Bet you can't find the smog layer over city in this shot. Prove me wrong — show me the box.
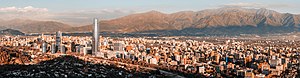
[1,0,300,78]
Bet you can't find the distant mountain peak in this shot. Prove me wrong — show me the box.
[140,10,166,16]
[256,8,279,16]
[146,10,163,14]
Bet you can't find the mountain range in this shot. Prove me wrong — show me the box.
[0,19,71,33]
[1,7,300,35]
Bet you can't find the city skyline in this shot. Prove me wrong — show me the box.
[1,0,300,78]
[0,0,300,26]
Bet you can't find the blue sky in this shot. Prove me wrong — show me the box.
[0,0,300,26]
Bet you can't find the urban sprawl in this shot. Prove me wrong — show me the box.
[0,19,300,78]
[0,34,299,78]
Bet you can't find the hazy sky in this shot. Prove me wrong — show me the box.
[0,0,300,26]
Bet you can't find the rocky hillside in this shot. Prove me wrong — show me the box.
[0,29,25,35]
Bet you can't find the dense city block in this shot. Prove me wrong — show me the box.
[0,35,300,77]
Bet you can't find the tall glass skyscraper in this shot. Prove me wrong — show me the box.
[92,18,99,55]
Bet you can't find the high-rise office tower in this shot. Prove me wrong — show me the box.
[42,41,47,53]
[56,31,62,52]
[51,43,57,54]
[92,18,99,55]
